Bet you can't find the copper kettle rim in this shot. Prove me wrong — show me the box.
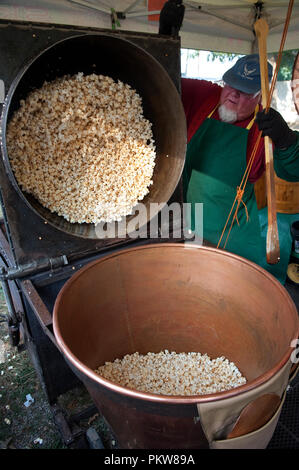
[53,243,299,405]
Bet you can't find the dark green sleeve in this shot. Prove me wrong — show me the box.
[274,131,299,182]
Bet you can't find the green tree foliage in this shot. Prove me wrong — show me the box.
[270,50,298,81]
[208,50,298,81]
[207,52,241,63]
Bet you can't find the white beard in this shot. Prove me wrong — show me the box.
[218,104,237,123]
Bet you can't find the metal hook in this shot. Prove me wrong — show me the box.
[253,1,264,37]
[255,1,264,20]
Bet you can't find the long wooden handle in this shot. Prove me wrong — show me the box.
[254,18,280,265]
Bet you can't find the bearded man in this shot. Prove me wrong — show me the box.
[181,54,299,276]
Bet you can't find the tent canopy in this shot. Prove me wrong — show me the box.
[0,0,298,54]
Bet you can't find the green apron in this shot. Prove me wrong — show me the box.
[183,115,264,266]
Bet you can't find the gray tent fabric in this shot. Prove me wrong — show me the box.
[0,0,298,53]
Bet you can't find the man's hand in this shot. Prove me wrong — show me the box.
[255,107,297,149]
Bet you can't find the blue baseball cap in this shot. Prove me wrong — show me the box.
[222,54,273,94]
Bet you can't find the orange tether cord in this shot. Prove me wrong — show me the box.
[217,0,294,251]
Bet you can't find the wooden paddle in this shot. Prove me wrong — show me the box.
[227,393,281,439]
[254,18,280,265]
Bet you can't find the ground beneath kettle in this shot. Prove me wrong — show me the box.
[0,286,116,449]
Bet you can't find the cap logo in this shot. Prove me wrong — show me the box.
[239,64,256,80]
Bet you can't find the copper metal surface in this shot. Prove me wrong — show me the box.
[53,244,299,448]
[227,393,281,438]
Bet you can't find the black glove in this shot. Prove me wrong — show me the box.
[255,107,297,149]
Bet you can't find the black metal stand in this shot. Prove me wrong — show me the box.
[0,20,184,448]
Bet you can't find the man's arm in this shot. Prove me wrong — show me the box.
[273,133,299,182]
[181,78,221,142]
[255,107,299,182]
